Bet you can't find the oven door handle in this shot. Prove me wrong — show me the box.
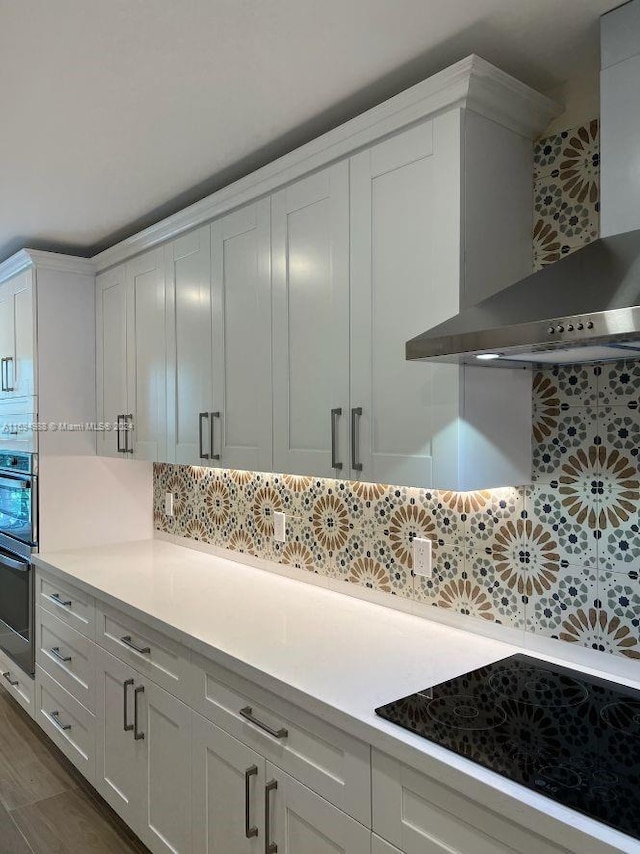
[0,553,29,572]
[0,476,30,490]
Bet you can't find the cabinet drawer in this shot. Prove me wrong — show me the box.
[96,603,191,701]
[0,648,34,718]
[191,651,371,827]
[372,750,569,854]
[36,666,95,783]
[36,606,96,712]
[0,409,36,452]
[38,571,95,638]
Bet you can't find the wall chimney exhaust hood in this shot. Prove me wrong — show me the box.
[406,229,640,366]
[407,1,640,368]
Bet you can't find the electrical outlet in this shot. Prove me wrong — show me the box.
[165,492,174,517]
[274,511,286,542]
[412,537,432,578]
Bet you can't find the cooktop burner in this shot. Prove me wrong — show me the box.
[375,654,640,841]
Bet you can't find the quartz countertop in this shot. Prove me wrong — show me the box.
[34,538,640,853]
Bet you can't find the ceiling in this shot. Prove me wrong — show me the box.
[0,0,620,264]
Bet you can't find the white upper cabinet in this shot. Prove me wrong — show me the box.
[0,269,35,402]
[165,226,213,465]
[211,198,272,471]
[166,200,272,469]
[272,163,350,477]
[96,248,166,461]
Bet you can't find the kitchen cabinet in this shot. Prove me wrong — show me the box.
[166,201,272,470]
[0,268,35,401]
[192,712,369,854]
[96,247,166,461]
[372,836,403,854]
[192,711,265,854]
[272,163,350,477]
[95,646,191,853]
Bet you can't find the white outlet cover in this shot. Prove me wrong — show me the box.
[412,537,432,578]
[165,492,174,517]
[274,511,286,543]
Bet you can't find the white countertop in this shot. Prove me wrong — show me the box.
[34,538,640,854]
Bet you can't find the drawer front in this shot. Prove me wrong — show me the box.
[38,571,95,638]
[191,652,371,827]
[36,665,96,783]
[0,410,36,452]
[372,751,569,854]
[96,603,191,701]
[0,648,34,718]
[36,606,96,712]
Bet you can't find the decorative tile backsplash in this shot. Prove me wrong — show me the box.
[155,118,640,661]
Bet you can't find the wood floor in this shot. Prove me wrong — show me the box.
[0,683,149,853]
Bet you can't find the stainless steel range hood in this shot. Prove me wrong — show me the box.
[406,229,640,366]
[407,1,640,368]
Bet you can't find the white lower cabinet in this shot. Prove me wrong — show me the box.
[0,647,34,718]
[268,763,371,854]
[95,646,192,853]
[371,836,403,854]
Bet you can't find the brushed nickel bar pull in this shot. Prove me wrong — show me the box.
[240,706,288,740]
[5,356,14,392]
[351,406,363,472]
[134,685,145,740]
[120,635,151,655]
[2,671,18,687]
[244,765,259,839]
[50,711,71,731]
[210,411,221,461]
[265,780,278,854]
[117,414,124,453]
[123,678,134,732]
[0,358,5,392]
[49,592,72,608]
[124,414,134,454]
[198,412,210,459]
[330,407,343,470]
[50,647,72,664]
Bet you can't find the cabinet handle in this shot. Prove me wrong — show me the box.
[120,635,151,655]
[330,408,343,470]
[210,411,221,461]
[244,765,259,839]
[351,407,363,472]
[240,706,288,740]
[198,412,210,459]
[2,671,18,687]
[265,780,277,854]
[124,414,134,454]
[117,414,124,453]
[4,356,14,392]
[50,646,72,664]
[49,592,72,608]
[123,678,134,732]
[50,710,71,732]
[0,358,5,392]
[134,685,145,740]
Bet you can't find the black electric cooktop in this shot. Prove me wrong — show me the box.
[375,654,640,841]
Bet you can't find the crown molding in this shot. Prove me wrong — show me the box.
[0,248,95,284]
[90,54,559,272]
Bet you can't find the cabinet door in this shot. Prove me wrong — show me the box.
[211,198,272,472]
[126,248,167,461]
[141,680,192,854]
[268,764,370,854]
[0,270,35,401]
[166,226,214,465]
[350,118,461,487]
[372,837,403,854]
[192,711,265,854]
[96,265,129,457]
[272,163,350,477]
[95,648,145,831]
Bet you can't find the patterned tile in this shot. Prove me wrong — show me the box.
[534,129,570,179]
[525,565,598,641]
[525,483,598,568]
[597,573,640,659]
[599,360,640,407]
[532,406,598,483]
[464,551,525,628]
[413,545,463,604]
[464,487,525,554]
